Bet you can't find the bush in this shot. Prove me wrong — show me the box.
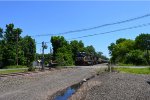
[28,67,35,71]
[125,50,147,65]
[56,52,73,66]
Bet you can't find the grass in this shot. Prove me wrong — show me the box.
[3,65,27,69]
[115,67,150,74]
[117,63,134,66]
[0,69,28,74]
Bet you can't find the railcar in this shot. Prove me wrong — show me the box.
[75,52,99,66]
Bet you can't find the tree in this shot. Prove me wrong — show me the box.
[55,45,73,66]
[108,43,115,55]
[108,39,135,63]
[135,33,150,65]
[51,36,68,60]
[20,36,36,67]
[0,28,3,38]
[125,50,147,65]
[116,38,126,44]
[50,36,73,66]
[0,29,3,67]
[0,24,36,68]
[95,52,108,60]
[70,40,85,60]
[135,33,150,50]
[85,45,96,55]
[0,40,4,68]
[1,24,22,66]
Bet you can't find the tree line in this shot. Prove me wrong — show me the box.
[108,33,150,65]
[49,36,108,66]
[0,23,108,68]
[1,24,149,68]
[0,24,36,68]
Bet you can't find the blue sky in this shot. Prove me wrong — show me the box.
[0,1,150,57]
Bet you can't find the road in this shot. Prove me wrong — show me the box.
[0,64,107,100]
[74,63,108,69]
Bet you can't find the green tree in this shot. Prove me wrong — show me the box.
[51,36,73,66]
[108,39,135,63]
[116,38,126,44]
[95,52,108,60]
[20,36,36,67]
[0,24,37,68]
[0,40,4,68]
[85,45,96,55]
[51,36,68,60]
[125,50,147,65]
[70,40,85,60]
[0,28,3,38]
[108,43,115,55]
[135,33,150,50]
[135,33,150,65]
[2,24,22,66]
[0,29,3,67]
[56,45,73,66]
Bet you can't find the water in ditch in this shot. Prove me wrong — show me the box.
[52,75,95,100]
[54,82,83,100]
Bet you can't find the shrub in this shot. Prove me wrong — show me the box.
[28,67,35,71]
[125,50,147,65]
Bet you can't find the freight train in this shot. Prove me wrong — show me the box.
[75,52,103,66]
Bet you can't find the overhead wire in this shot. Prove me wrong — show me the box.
[32,13,150,37]
[68,22,150,40]
[35,22,150,44]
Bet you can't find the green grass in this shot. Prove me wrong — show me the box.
[117,63,134,66]
[0,69,28,74]
[115,67,150,74]
[3,65,27,69]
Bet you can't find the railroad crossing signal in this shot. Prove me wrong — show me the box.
[41,41,48,70]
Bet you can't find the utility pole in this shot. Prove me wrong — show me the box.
[16,32,18,66]
[42,41,44,70]
[41,41,47,71]
[50,47,52,54]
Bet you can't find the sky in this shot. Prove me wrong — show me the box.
[0,1,150,58]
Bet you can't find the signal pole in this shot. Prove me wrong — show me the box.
[41,41,47,71]
[42,42,44,70]
[16,32,18,66]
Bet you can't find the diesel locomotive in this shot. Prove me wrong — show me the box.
[75,52,102,66]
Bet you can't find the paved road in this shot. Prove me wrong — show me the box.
[0,64,107,100]
[113,65,150,68]
[75,63,108,69]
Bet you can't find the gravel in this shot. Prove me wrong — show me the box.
[0,68,96,100]
[85,72,150,100]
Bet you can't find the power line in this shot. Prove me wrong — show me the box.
[35,22,150,44]
[68,22,150,40]
[32,13,150,37]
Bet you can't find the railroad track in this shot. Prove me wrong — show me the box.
[0,71,39,77]
[0,68,58,78]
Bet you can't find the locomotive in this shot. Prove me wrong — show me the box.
[75,52,102,66]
